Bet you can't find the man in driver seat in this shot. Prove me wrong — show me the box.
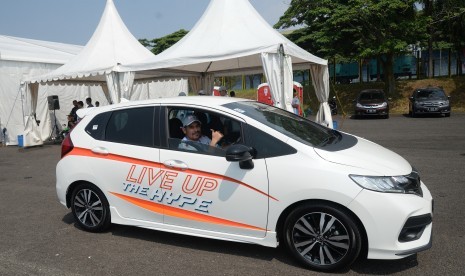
[179,114,223,151]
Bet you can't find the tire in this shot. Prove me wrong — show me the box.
[71,183,111,232]
[445,112,451,117]
[283,203,362,272]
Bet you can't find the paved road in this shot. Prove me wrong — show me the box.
[1,113,464,275]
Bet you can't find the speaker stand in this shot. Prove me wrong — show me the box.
[49,109,61,142]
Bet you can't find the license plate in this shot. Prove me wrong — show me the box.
[427,108,438,112]
[366,109,376,113]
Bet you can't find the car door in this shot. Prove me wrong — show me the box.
[84,105,164,223]
[158,106,271,238]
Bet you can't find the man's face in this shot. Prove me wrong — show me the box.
[182,122,201,141]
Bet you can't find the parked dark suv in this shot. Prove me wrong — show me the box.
[354,89,389,119]
[409,87,451,117]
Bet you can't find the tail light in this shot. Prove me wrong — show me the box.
[61,133,74,158]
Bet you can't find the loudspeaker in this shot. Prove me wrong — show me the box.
[47,95,60,110]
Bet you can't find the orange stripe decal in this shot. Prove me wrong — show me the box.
[68,147,158,168]
[69,147,278,201]
[111,192,265,231]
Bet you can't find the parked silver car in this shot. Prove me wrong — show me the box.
[409,87,451,117]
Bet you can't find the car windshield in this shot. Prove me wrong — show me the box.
[359,91,384,100]
[223,101,337,147]
[415,89,446,100]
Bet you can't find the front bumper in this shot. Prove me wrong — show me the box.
[348,182,433,260]
[355,107,389,116]
[414,105,450,114]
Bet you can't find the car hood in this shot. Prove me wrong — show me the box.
[415,98,447,103]
[314,133,411,175]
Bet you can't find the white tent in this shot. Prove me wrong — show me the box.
[121,0,332,127]
[21,0,188,147]
[0,35,100,146]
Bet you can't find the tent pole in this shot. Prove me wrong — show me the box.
[279,44,285,109]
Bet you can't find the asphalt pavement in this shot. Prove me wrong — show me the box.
[0,113,464,275]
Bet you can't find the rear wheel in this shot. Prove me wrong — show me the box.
[283,203,362,272]
[71,183,111,232]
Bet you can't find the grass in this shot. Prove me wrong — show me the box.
[228,76,465,115]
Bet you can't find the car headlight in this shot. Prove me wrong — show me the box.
[380,102,387,107]
[356,103,363,108]
[414,101,422,107]
[349,173,422,196]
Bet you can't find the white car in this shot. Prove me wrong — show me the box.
[56,97,433,272]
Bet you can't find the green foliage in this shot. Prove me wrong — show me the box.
[139,29,188,55]
[275,0,423,95]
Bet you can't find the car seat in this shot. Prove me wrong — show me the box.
[169,118,184,139]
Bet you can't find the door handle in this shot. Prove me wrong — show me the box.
[91,147,109,156]
[163,159,188,170]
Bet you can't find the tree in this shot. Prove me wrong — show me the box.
[275,0,422,96]
[423,0,465,76]
[139,29,188,55]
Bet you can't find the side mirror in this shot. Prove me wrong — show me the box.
[225,144,254,169]
[409,96,414,101]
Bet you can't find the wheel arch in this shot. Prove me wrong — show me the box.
[65,180,104,208]
[275,199,369,259]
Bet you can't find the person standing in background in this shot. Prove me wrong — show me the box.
[86,97,94,107]
[291,89,300,115]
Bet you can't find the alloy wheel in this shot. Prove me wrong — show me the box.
[291,212,350,266]
[73,188,105,228]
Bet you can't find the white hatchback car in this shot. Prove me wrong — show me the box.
[56,97,433,271]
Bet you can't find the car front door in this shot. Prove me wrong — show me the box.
[158,106,270,238]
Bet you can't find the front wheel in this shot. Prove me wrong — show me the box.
[71,183,111,232]
[283,203,362,272]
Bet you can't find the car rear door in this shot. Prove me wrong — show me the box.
[84,105,164,223]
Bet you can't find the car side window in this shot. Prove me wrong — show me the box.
[85,112,111,140]
[243,124,297,159]
[105,107,154,147]
[166,108,242,157]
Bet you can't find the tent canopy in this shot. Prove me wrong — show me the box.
[19,0,187,147]
[0,34,82,64]
[121,0,332,127]
[23,0,154,83]
[122,0,327,73]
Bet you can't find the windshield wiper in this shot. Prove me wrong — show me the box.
[318,130,340,146]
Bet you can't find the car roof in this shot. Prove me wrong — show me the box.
[76,96,252,118]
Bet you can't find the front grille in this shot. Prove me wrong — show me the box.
[422,102,440,107]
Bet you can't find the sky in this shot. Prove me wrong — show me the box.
[0,0,291,46]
